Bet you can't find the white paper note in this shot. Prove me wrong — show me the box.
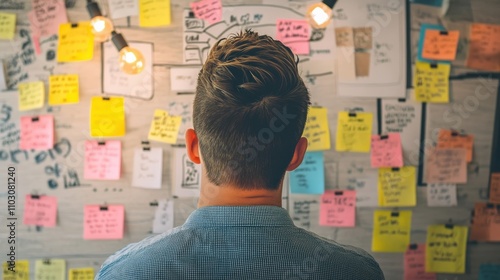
[132,147,163,189]
[170,67,201,92]
[427,183,457,207]
[152,199,174,234]
[172,146,201,197]
[108,0,139,19]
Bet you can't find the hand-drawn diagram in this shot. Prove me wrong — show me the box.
[182,153,199,188]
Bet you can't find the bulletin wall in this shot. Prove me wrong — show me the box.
[0,0,499,279]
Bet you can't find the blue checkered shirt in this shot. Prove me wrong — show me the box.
[96,206,384,280]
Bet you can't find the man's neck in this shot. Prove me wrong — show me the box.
[197,182,282,208]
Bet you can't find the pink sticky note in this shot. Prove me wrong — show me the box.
[84,140,121,180]
[276,19,310,55]
[20,115,55,150]
[23,195,58,227]
[404,244,436,280]
[371,133,404,168]
[190,0,222,25]
[319,190,356,227]
[83,205,124,240]
[28,0,68,38]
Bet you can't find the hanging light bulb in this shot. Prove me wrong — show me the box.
[111,31,145,75]
[306,0,338,29]
[87,0,114,42]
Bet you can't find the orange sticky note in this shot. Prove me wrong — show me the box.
[84,140,121,180]
[20,115,54,150]
[437,129,474,162]
[422,30,460,61]
[404,244,436,280]
[466,23,500,72]
[48,74,79,105]
[470,202,500,242]
[490,173,500,203]
[371,133,404,168]
[319,190,356,227]
[190,0,222,24]
[23,195,57,227]
[83,205,124,240]
[276,19,310,55]
[426,148,467,184]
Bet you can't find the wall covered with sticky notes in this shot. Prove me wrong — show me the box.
[0,0,499,279]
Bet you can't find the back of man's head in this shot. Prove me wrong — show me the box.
[194,30,310,190]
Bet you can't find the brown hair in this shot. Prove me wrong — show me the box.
[193,30,310,190]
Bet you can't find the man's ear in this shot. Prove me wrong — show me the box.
[286,137,308,171]
[185,128,201,164]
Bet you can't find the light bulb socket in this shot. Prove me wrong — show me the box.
[111,31,128,51]
[86,1,103,18]
[322,0,337,8]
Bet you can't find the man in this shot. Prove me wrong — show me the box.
[96,30,384,280]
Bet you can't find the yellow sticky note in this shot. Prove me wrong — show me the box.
[35,259,65,280]
[303,107,331,151]
[90,96,126,137]
[414,61,450,103]
[336,111,373,152]
[57,22,94,62]
[49,74,79,105]
[18,81,45,111]
[3,260,30,280]
[139,0,171,27]
[372,210,412,252]
[378,166,416,207]
[426,225,468,274]
[69,267,94,280]
[0,12,16,40]
[148,109,182,144]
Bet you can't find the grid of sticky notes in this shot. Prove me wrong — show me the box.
[0,12,16,40]
[303,107,331,151]
[148,109,182,144]
[18,81,45,111]
[49,74,79,105]
[336,111,373,152]
[372,210,412,252]
[84,140,121,180]
[19,115,55,150]
[139,0,171,27]
[84,204,125,240]
[378,166,416,207]
[57,22,94,62]
[22,195,58,227]
[90,96,126,137]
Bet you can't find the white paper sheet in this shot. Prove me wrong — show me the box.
[170,67,200,93]
[152,199,174,233]
[108,0,139,19]
[132,147,163,189]
[427,183,457,207]
[172,146,201,197]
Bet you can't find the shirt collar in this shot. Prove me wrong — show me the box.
[183,205,295,227]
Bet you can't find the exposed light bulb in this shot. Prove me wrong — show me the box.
[90,16,114,42]
[119,46,145,75]
[306,0,336,29]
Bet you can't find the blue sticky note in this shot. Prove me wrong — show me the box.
[417,24,451,64]
[411,0,443,7]
[290,152,325,194]
[479,264,500,280]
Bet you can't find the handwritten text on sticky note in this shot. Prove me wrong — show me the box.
[414,61,450,103]
[427,183,457,207]
[422,30,460,61]
[0,12,16,40]
[290,152,324,194]
[108,0,138,19]
[437,129,474,162]
[276,19,310,55]
[20,115,54,150]
[29,0,68,37]
[320,190,356,227]
[148,109,182,144]
[426,224,468,273]
[84,140,121,180]
[3,259,29,280]
[378,166,416,207]
[466,23,500,72]
[372,210,412,252]
[23,195,57,227]
[404,244,436,280]
[371,133,404,168]
[84,205,124,240]
[49,74,79,105]
[57,22,94,62]
[426,148,467,184]
[490,173,500,204]
[69,267,95,280]
[139,0,171,27]
[18,81,44,111]
[190,0,222,24]
[303,107,330,151]
[336,112,373,152]
[35,259,65,280]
